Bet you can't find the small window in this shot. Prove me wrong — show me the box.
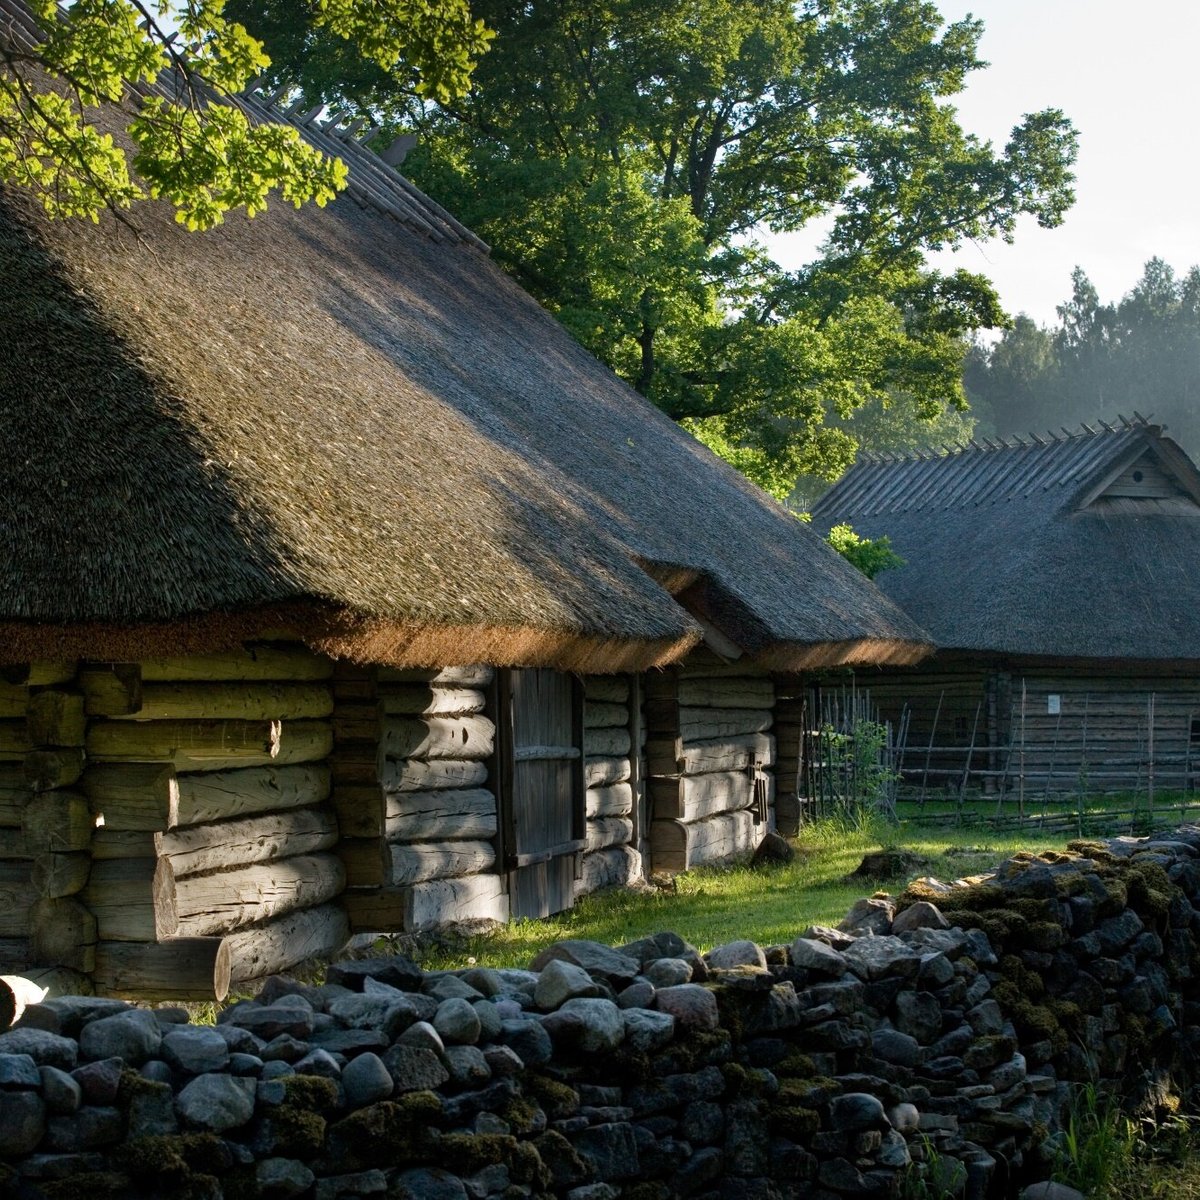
[1132,469,1144,483]
[1191,717,1200,748]
[1047,694,1061,715]
[953,716,969,738]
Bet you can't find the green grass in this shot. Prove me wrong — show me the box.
[410,816,1085,972]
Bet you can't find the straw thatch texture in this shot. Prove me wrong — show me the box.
[0,87,927,671]
[813,423,1200,662]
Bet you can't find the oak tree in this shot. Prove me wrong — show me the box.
[238,0,1076,491]
[0,0,491,228]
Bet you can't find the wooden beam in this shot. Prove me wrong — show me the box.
[139,647,332,682]
[172,853,346,936]
[93,938,232,1001]
[222,903,350,984]
[155,807,338,877]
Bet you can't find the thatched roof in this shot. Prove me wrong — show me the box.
[0,68,928,672]
[812,419,1200,664]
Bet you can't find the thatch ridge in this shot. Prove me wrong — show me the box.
[813,423,1200,662]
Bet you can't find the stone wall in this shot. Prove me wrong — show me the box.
[2,826,1199,1198]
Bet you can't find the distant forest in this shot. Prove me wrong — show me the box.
[965,258,1200,454]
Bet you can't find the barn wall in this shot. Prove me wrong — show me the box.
[578,675,641,897]
[646,653,776,872]
[338,665,506,935]
[0,649,346,999]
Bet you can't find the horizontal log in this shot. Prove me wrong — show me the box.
[90,830,154,859]
[0,721,32,760]
[403,874,508,931]
[331,785,384,840]
[652,678,776,709]
[104,682,334,723]
[378,715,494,761]
[647,732,775,776]
[340,886,407,933]
[677,707,773,741]
[31,851,90,898]
[79,666,142,717]
[223,902,350,985]
[27,692,86,748]
[339,839,389,888]
[377,665,494,687]
[390,840,496,885]
[585,816,633,852]
[332,705,380,743]
[22,792,92,854]
[0,683,28,720]
[586,782,633,818]
[0,862,36,937]
[381,758,489,793]
[385,788,497,842]
[86,719,332,771]
[155,808,338,877]
[584,756,631,788]
[584,702,628,730]
[583,676,629,704]
[649,809,759,872]
[82,859,176,941]
[24,749,85,792]
[650,771,755,822]
[576,845,641,897]
[172,853,347,937]
[93,937,232,1001]
[29,896,96,973]
[1,663,76,687]
[176,764,332,828]
[84,762,332,831]
[87,719,278,764]
[379,687,486,717]
[140,647,333,682]
[584,728,631,758]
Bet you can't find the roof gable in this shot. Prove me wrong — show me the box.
[812,420,1200,662]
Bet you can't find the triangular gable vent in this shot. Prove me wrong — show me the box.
[1085,450,1200,512]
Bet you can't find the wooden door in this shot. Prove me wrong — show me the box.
[497,668,585,919]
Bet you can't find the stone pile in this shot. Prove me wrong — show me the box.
[0,826,1197,1199]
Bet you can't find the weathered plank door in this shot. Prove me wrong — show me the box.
[497,668,585,918]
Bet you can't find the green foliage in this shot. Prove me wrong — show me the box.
[965,258,1200,454]
[816,716,898,825]
[1053,1083,1140,1198]
[236,0,1077,485]
[825,522,905,579]
[0,0,490,226]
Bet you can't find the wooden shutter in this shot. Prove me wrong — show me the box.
[496,668,585,919]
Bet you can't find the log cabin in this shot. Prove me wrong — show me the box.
[810,418,1200,808]
[0,18,928,996]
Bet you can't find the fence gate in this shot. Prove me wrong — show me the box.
[497,668,585,918]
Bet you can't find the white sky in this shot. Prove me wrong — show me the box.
[766,0,1200,327]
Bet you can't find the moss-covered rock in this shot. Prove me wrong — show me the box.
[525,1073,579,1120]
[1126,862,1175,919]
[280,1072,340,1111]
[768,1105,820,1141]
[268,1104,327,1158]
[324,1092,442,1171]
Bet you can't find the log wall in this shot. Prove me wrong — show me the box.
[338,665,508,934]
[577,675,641,897]
[646,654,776,872]
[0,647,348,1000]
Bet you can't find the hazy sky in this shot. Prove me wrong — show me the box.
[768,0,1200,327]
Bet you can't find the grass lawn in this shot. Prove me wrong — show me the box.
[412,816,1089,972]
